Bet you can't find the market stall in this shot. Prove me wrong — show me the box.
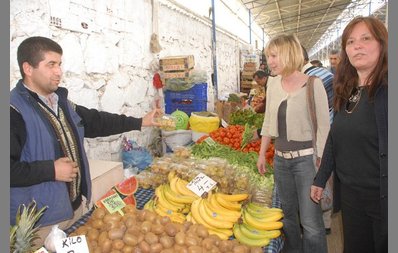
[64,186,284,253]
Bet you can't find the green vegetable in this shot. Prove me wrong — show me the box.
[230,109,264,129]
[191,142,274,191]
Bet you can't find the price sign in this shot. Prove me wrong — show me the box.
[204,136,216,146]
[55,235,89,253]
[101,192,126,215]
[34,247,49,253]
[187,172,217,197]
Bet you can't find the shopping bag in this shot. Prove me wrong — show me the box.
[121,137,153,172]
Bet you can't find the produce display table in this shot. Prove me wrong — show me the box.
[65,187,284,253]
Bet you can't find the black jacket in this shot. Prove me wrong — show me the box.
[313,84,388,222]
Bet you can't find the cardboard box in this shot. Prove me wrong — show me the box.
[87,159,124,211]
[215,100,243,123]
[159,55,195,71]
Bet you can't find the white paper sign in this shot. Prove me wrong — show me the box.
[187,172,217,197]
[34,247,49,253]
[55,235,89,253]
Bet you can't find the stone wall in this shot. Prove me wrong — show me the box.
[10,0,247,162]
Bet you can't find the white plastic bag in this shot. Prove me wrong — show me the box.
[44,225,67,252]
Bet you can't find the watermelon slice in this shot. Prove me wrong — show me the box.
[114,176,138,197]
[122,195,137,207]
[171,110,189,130]
[95,189,118,209]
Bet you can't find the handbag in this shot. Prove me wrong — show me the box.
[306,76,333,211]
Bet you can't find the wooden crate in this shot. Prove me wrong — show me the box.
[243,62,257,72]
[159,55,195,72]
[241,80,254,89]
[161,69,194,79]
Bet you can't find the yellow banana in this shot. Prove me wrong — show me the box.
[197,199,234,229]
[244,208,284,223]
[163,184,197,204]
[247,202,283,214]
[186,212,193,222]
[155,185,185,211]
[240,223,281,240]
[215,193,242,211]
[144,199,155,211]
[209,194,241,217]
[167,170,177,182]
[233,224,270,247]
[175,178,199,198]
[202,198,240,223]
[169,176,180,195]
[154,206,185,223]
[243,210,283,231]
[190,202,232,240]
[216,192,249,202]
[207,227,232,240]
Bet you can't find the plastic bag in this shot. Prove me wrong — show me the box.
[44,225,67,252]
[122,138,153,173]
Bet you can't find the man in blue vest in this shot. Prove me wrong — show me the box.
[10,36,161,246]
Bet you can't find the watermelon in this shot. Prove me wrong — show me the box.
[114,176,138,197]
[171,110,189,130]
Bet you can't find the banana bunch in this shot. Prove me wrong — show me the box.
[188,191,248,240]
[150,184,188,223]
[146,171,201,223]
[233,202,284,247]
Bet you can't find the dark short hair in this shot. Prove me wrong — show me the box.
[17,36,63,78]
[253,70,269,79]
[310,60,323,67]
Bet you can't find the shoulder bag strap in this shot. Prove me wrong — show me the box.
[307,76,317,154]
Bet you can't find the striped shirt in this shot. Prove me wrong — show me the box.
[302,63,334,123]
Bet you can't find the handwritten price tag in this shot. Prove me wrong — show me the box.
[55,235,89,253]
[204,136,216,146]
[33,247,49,253]
[101,192,126,215]
[187,172,217,197]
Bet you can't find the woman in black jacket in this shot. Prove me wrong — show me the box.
[310,16,388,253]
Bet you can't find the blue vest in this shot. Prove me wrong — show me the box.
[10,80,92,226]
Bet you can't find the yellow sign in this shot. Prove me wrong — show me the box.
[101,193,125,215]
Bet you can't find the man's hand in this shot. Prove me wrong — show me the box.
[54,157,79,182]
[142,108,163,127]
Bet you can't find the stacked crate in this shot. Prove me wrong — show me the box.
[160,55,207,115]
[159,55,195,83]
[240,57,257,94]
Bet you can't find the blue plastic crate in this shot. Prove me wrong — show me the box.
[164,83,207,101]
[165,99,207,116]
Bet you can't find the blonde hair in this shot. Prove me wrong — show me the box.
[265,34,304,76]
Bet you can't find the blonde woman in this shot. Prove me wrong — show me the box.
[257,34,330,253]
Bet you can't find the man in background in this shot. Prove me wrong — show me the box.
[328,49,340,74]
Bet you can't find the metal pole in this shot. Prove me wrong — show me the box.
[249,9,252,44]
[211,0,218,99]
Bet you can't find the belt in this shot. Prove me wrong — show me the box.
[275,148,314,159]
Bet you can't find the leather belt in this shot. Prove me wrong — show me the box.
[275,148,314,159]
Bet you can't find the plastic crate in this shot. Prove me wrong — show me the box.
[164,83,207,101]
[165,99,207,116]
[164,83,207,115]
